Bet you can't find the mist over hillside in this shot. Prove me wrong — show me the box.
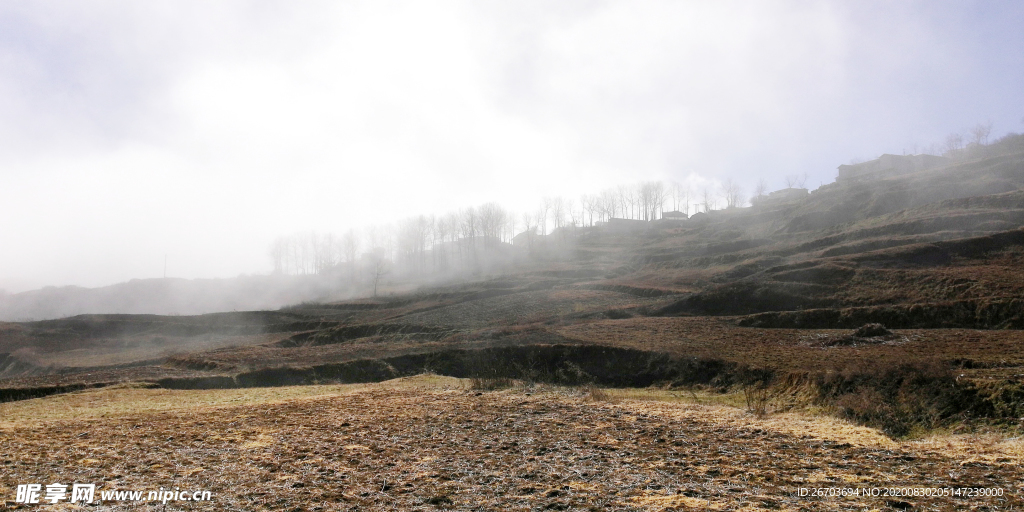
[0,275,349,321]
[4,134,1024,322]
[4,5,1024,510]
[1,138,1023,512]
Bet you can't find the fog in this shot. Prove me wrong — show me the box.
[1,1,1023,294]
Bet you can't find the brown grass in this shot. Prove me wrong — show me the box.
[1,377,1021,511]
[555,317,1024,378]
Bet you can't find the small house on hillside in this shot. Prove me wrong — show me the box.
[837,154,948,183]
[662,210,688,221]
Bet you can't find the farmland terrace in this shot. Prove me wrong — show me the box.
[2,151,1023,441]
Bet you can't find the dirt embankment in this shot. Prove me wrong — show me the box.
[150,343,1023,438]
[738,298,1024,329]
[275,324,457,348]
[157,345,751,390]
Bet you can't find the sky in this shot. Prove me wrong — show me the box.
[1,0,1023,292]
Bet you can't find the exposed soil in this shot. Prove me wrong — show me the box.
[1,384,1020,511]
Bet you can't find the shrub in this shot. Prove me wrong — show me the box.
[469,376,515,390]
[854,323,891,337]
[815,360,975,437]
[739,368,777,417]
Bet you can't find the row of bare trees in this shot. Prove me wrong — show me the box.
[902,121,1014,161]
[941,122,993,160]
[393,202,517,275]
[269,232,348,276]
[902,121,1024,163]
[268,179,761,280]
[536,180,745,228]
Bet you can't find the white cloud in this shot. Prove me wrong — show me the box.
[0,0,1022,290]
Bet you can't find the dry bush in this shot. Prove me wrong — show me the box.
[853,323,891,337]
[816,360,977,438]
[743,383,774,418]
[740,368,778,417]
[582,383,611,402]
[605,309,633,319]
[469,376,515,391]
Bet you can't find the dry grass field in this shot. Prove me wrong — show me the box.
[2,376,1022,511]
[391,289,659,328]
[556,317,1024,378]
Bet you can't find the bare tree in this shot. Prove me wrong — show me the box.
[369,253,389,297]
[638,181,665,220]
[614,185,629,219]
[700,188,715,213]
[784,173,807,189]
[342,229,359,264]
[440,211,460,267]
[397,216,429,274]
[944,132,965,159]
[753,178,769,201]
[581,194,597,226]
[970,122,993,147]
[460,207,479,263]
[565,197,580,229]
[637,182,652,220]
[550,196,566,230]
[268,232,341,276]
[314,232,340,274]
[539,197,552,235]
[721,178,744,209]
[654,181,666,219]
[519,212,536,249]
[504,213,517,244]
[669,181,686,212]
[600,189,618,220]
[269,237,287,275]
[478,202,506,247]
[627,185,640,219]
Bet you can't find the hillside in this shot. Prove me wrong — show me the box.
[2,150,1024,438]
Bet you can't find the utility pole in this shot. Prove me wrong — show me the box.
[164,255,167,279]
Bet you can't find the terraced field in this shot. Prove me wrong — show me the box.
[2,150,1024,511]
[556,317,1024,378]
[392,289,666,328]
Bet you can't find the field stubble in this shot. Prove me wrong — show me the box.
[1,376,1021,511]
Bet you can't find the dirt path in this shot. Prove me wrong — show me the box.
[1,387,1020,511]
